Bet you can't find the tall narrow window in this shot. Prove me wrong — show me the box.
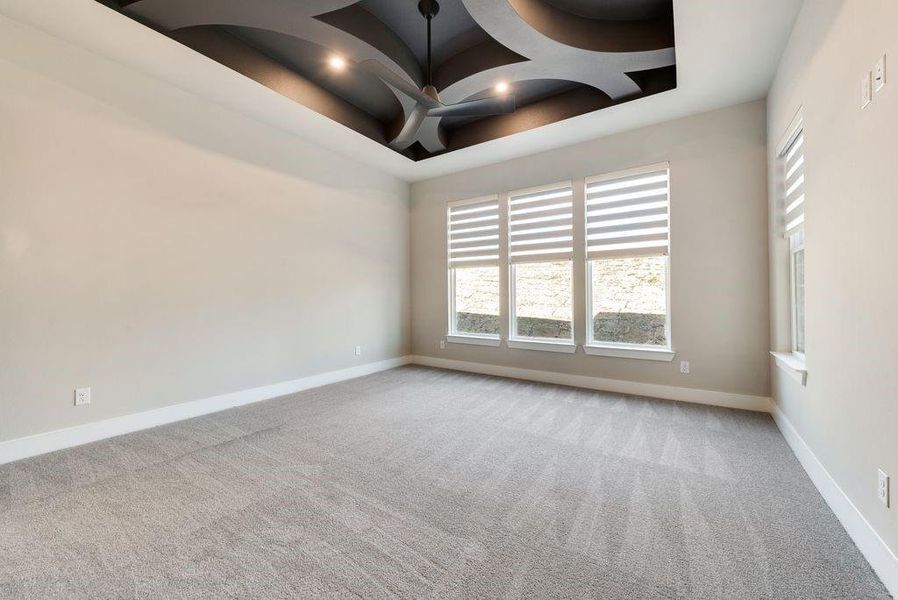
[448,197,500,340]
[780,120,806,355]
[508,182,574,346]
[584,164,671,350]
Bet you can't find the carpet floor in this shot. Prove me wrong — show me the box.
[0,366,890,599]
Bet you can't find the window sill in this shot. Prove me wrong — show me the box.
[507,339,577,353]
[446,334,501,347]
[771,351,807,386]
[583,344,676,362]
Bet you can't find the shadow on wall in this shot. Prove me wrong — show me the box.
[0,17,399,193]
[457,312,665,344]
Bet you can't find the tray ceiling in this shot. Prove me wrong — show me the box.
[100,0,677,161]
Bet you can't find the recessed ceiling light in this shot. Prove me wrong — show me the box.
[328,55,346,71]
[495,81,509,94]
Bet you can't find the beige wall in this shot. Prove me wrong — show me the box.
[767,1,898,556]
[411,101,770,398]
[5,2,894,569]
[0,17,409,442]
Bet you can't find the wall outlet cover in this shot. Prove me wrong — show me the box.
[440,340,446,349]
[679,360,690,374]
[878,469,890,507]
[74,387,91,406]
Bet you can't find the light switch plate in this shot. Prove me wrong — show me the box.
[861,72,872,108]
[874,55,886,92]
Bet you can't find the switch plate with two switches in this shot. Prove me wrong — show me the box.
[74,387,91,406]
[878,469,890,507]
[873,55,887,93]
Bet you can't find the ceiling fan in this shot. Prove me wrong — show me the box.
[356,0,516,149]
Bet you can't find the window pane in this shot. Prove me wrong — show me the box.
[793,248,805,353]
[513,261,572,340]
[591,256,667,346]
[454,267,500,336]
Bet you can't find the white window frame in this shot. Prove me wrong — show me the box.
[446,196,501,346]
[582,163,675,362]
[777,112,806,360]
[771,109,807,384]
[506,181,576,352]
[583,258,674,361]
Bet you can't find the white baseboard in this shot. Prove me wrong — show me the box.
[409,355,771,412]
[4,352,892,593]
[771,402,898,596]
[0,354,765,465]
[0,356,411,466]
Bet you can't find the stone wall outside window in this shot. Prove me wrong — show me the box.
[454,258,666,344]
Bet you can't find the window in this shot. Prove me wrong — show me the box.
[452,267,500,336]
[584,165,671,352]
[443,166,675,360]
[590,256,667,345]
[780,118,806,355]
[512,261,573,339]
[448,197,500,341]
[508,182,574,348]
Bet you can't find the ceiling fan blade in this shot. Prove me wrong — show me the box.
[356,60,439,109]
[389,104,429,150]
[427,95,516,118]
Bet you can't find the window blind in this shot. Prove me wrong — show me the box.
[448,196,499,268]
[585,165,670,259]
[508,182,574,263]
[781,130,805,237]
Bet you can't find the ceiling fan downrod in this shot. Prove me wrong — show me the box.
[418,0,440,88]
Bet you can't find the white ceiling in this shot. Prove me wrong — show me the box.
[1,0,803,183]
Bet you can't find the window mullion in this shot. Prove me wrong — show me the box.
[571,177,587,348]
[498,191,510,342]
[447,268,456,335]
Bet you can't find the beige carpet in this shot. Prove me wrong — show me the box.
[0,366,890,598]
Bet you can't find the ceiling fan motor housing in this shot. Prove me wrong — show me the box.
[418,0,440,19]
[422,84,441,104]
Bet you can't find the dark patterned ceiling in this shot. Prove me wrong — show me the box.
[99,0,677,160]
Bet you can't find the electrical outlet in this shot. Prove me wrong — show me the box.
[873,55,887,93]
[74,387,91,406]
[354,345,361,356]
[878,469,890,507]
[679,360,690,374]
[861,71,872,108]
[440,340,446,349]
